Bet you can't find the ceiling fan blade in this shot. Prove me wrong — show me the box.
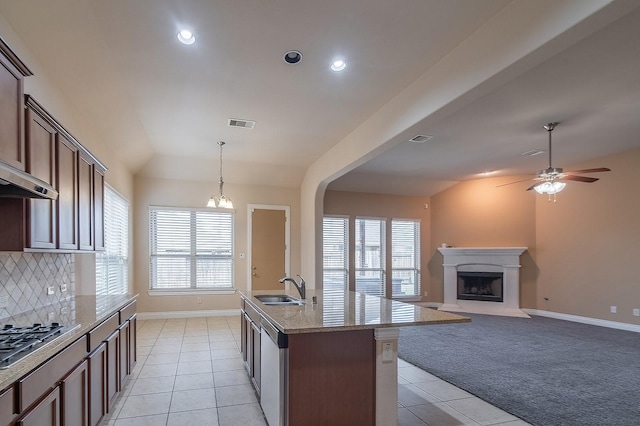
[561,175,599,183]
[564,167,611,175]
[496,177,536,188]
[525,183,540,191]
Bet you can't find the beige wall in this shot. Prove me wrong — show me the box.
[536,147,640,324]
[324,190,431,298]
[429,175,537,306]
[133,176,301,314]
[428,148,640,327]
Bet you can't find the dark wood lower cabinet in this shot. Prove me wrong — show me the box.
[105,330,120,412]
[0,386,17,426]
[128,315,137,374]
[60,360,88,426]
[88,343,107,426]
[4,300,136,426]
[16,387,60,426]
[118,321,130,389]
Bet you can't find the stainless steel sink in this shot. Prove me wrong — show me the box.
[255,294,303,305]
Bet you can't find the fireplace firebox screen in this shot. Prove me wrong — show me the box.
[457,271,503,302]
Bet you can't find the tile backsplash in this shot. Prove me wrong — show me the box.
[0,252,75,322]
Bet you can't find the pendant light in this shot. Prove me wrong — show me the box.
[207,141,234,209]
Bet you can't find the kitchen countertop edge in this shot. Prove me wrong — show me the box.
[240,289,469,334]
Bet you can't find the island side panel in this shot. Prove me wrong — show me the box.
[287,329,376,426]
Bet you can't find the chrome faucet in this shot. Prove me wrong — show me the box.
[279,274,306,300]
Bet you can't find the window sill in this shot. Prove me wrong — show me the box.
[148,289,237,296]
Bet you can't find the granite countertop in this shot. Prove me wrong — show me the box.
[0,294,137,391]
[240,289,469,334]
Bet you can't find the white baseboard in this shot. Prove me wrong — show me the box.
[524,309,640,333]
[137,309,241,320]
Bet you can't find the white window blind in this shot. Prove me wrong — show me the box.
[355,218,385,297]
[149,207,234,290]
[96,186,129,295]
[322,216,348,291]
[391,220,420,297]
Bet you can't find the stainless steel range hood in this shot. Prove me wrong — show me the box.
[0,161,58,200]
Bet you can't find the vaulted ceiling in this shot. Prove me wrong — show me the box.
[1,1,639,196]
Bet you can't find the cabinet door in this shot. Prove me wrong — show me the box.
[128,314,137,374]
[241,313,251,371]
[56,135,78,250]
[25,108,57,249]
[60,360,88,426]
[78,154,94,251]
[16,386,60,426]
[251,320,261,394]
[0,45,26,170]
[105,330,120,412]
[93,167,105,251]
[118,321,130,388]
[87,343,106,426]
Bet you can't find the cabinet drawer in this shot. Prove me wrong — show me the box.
[119,301,136,324]
[17,335,87,412]
[87,313,119,352]
[243,300,261,324]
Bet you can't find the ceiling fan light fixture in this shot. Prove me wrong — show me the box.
[533,181,566,195]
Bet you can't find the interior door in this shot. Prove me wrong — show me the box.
[251,208,286,291]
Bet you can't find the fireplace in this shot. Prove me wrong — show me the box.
[438,247,528,317]
[457,272,503,302]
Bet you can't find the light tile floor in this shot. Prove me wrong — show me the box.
[104,317,530,426]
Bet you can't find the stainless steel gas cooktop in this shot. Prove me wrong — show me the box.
[0,323,79,369]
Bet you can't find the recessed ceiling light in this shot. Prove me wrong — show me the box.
[283,50,302,64]
[330,59,347,72]
[177,29,196,45]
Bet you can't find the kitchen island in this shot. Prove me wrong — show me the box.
[240,289,469,426]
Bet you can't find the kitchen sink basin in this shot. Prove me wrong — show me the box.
[255,294,303,306]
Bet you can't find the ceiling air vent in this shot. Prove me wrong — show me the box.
[228,118,256,129]
[409,135,433,143]
[521,149,545,156]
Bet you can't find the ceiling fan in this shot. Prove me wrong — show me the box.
[499,122,610,201]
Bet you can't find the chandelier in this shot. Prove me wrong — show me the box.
[207,141,234,209]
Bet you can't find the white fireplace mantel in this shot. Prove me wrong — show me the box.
[438,247,529,318]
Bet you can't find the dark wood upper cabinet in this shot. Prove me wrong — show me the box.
[94,167,105,251]
[78,153,94,251]
[25,104,57,249]
[56,134,79,251]
[0,37,32,171]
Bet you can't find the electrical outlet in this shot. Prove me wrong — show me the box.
[633,308,640,317]
[47,286,55,295]
[48,311,55,321]
[423,291,428,297]
[610,305,617,314]
[60,284,67,293]
[0,295,8,309]
[196,296,202,304]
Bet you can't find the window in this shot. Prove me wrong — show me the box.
[96,186,129,295]
[391,220,420,297]
[322,216,348,291]
[355,218,385,297]
[149,207,233,291]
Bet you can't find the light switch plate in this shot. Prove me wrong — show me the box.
[47,286,55,295]
[382,342,394,363]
